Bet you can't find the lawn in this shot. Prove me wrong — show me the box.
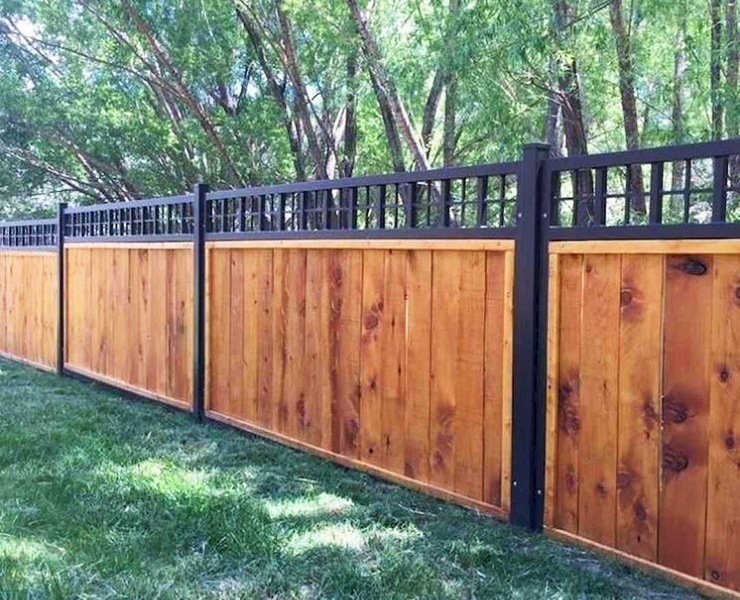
[0,360,701,600]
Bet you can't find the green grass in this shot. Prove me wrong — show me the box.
[0,360,701,600]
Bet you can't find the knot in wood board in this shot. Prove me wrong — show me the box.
[662,446,689,473]
[675,258,707,276]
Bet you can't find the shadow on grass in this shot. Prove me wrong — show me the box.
[0,360,701,599]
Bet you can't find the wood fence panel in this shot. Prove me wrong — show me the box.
[705,255,740,591]
[65,245,192,409]
[616,255,662,562]
[205,242,514,517]
[660,255,713,578]
[0,251,57,370]
[546,241,740,596]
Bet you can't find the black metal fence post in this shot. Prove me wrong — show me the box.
[510,142,550,530]
[192,183,209,422]
[56,202,67,376]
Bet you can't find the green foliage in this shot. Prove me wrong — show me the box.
[0,0,734,218]
[0,359,703,599]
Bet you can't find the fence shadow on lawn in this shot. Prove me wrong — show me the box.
[0,359,701,600]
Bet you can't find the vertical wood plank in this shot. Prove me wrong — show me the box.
[208,249,231,415]
[360,250,385,466]
[285,250,307,439]
[178,249,193,405]
[114,249,131,384]
[660,254,713,577]
[241,249,260,422]
[271,250,288,432]
[430,250,460,490]
[229,250,245,419]
[453,251,486,501]
[705,255,740,591]
[404,250,432,481]
[500,249,515,513]
[544,253,561,527]
[616,255,663,561]
[554,253,583,532]
[578,254,620,546]
[0,255,6,352]
[147,250,167,396]
[317,251,333,451]
[256,249,274,427]
[303,249,327,447]
[130,249,148,389]
[381,249,408,474]
[333,250,363,459]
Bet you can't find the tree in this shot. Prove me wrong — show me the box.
[609,0,646,215]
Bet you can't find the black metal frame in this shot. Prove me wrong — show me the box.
[1,137,739,533]
[56,203,66,375]
[192,182,208,423]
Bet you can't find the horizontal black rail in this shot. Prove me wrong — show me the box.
[205,162,520,235]
[1,139,739,247]
[546,137,740,230]
[0,219,57,248]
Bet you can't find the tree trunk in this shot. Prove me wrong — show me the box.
[544,84,562,154]
[274,1,329,179]
[422,70,445,156]
[443,76,457,166]
[340,53,358,179]
[711,0,724,139]
[236,8,306,180]
[345,0,431,170]
[670,8,687,219]
[726,0,740,188]
[553,0,593,224]
[443,0,459,166]
[609,0,646,215]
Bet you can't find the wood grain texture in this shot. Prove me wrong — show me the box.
[705,255,740,591]
[553,253,584,533]
[64,247,192,407]
[616,255,663,561]
[546,245,740,596]
[204,245,513,515]
[0,252,56,368]
[578,254,621,546]
[660,254,713,577]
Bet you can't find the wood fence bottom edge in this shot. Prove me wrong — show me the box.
[0,350,55,373]
[545,527,740,600]
[3,350,736,599]
[62,364,192,412]
[204,409,509,522]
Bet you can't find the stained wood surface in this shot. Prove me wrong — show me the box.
[0,251,57,369]
[206,245,514,513]
[65,247,193,408]
[546,244,740,594]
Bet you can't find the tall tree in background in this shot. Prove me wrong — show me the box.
[670,6,688,216]
[727,0,740,186]
[346,0,431,170]
[711,0,724,139]
[443,0,460,166]
[551,0,593,223]
[0,0,737,218]
[609,0,646,214]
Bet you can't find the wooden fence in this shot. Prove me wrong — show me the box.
[0,139,739,598]
[0,250,57,370]
[65,244,193,409]
[205,241,514,516]
[545,240,740,594]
